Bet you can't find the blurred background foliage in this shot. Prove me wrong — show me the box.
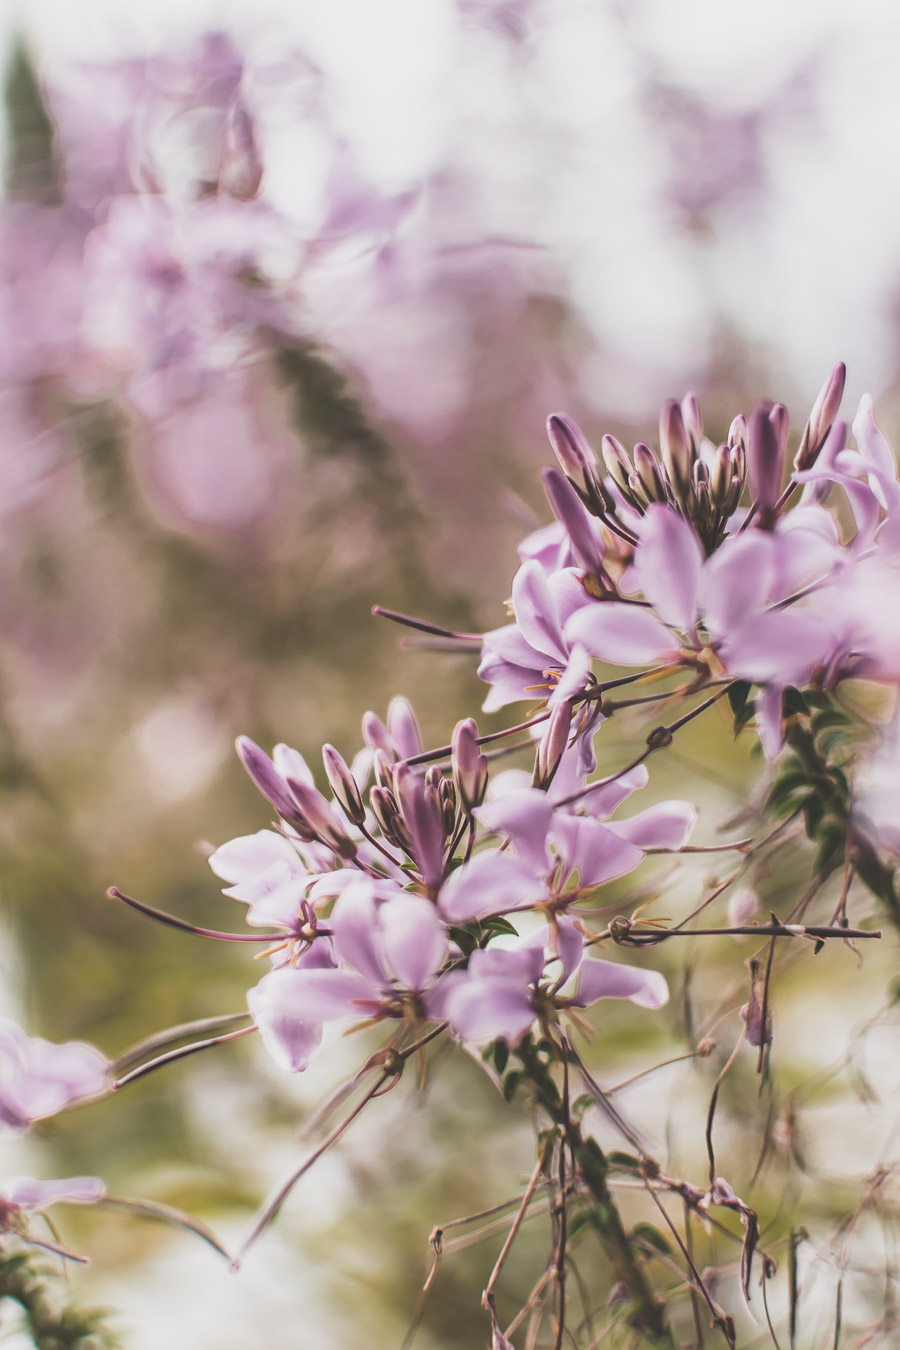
[0,3,899,1346]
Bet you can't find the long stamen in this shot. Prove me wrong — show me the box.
[108,888,287,943]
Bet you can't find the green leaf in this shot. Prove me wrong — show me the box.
[782,687,810,718]
[502,1071,522,1102]
[482,916,520,937]
[632,1222,676,1259]
[493,1039,509,1075]
[607,1151,643,1173]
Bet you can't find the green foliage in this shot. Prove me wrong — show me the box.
[0,1246,119,1349]
[3,40,59,200]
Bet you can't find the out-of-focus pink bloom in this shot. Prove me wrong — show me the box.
[0,1022,108,1130]
[0,1175,106,1213]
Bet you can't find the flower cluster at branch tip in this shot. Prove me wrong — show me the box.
[171,362,900,1101]
[95,365,900,1345]
[0,1022,108,1250]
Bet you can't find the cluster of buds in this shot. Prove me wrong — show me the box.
[601,398,746,553]
[548,363,847,555]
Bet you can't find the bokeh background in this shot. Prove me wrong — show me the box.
[1,1,900,1345]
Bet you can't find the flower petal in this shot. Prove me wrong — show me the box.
[573,958,669,1009]
[566,604,681,666]
[634,505,702,631]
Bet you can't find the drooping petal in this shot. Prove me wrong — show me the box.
[698,533,775,642]
[579,765,650,819]
[0,1025,109,1129]
[248,976,324,1073]
[380,895,448,992]
[208,830,301,883]
[273,743,316,789]
[552,915,584,983]
[443,977,536,1045]
[572,958,669,1009]
[550,814,644,888]
[512,560,568,664]
[330,881,386,985]
[566,604,682,667]
[609,801,697,851]
[388,697,422,760]
[439,852,542,923]
[223,860,306,930]
[475,790,553,873]
[634,504,703,631]
[719,610,828,686]
[1,1176,106,1210]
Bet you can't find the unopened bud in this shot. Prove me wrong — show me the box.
[219,101,263,201]
[372,749,395,791]
[322,745,366,827]
[681,392,702,454]
[709,443,732,507]
[235,736,312,835]
[660,399,694,506]
[601,434,636,501]
[542,466,608,583]
[451,717,488,811]
[794,362,846,472]
[632,443,667,504]
[394,763,446,891]
[547,413,597,486]
[362,711,395,759]
[741,959,772,1047]
[388,697,422,760]
[439,777,457,833]
[369,785,407,848]
[728,413,748,453]
[747,401,786,527]
[534,701,573,789]
[285,777,357,858]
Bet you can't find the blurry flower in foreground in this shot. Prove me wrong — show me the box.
[0,1022,108,1130]
[0,1176,106,1214]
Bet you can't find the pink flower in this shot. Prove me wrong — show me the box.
[0,1022,108,1130]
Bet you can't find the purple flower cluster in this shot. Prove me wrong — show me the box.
[188,362,900,1093]
[0,1020,108,1240]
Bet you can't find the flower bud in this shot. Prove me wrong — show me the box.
[546,413,608,514]
[285,777,358,858]
[534,701,573,790]
[542,467,610,586]
[709,443,732,507]
[659,399,694,507]
[219,101,263,201]
[362,711,395,759]
[748,401,787,527]
[372,749,395,791]
[394,763,446,891]
[369,785,406,847]
[728,413,748,453]
[322,745,366,827]
[235,736,313,836]
[439,777,458,833]
[451,718,488,811]
[632,443,667,504]
[681,392,702,454]
[601,434,635,500]
[794,362,846,472]
[388,697,422,760]
[547,413,596,483]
